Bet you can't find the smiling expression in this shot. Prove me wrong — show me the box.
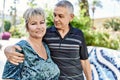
[27,15,46,39]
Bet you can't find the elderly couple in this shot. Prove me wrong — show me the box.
[2,0,92,80]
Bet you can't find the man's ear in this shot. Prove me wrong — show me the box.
[70,14,74,22]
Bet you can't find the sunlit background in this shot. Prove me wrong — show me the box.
[0,0,120,17]
[0,0,120,80]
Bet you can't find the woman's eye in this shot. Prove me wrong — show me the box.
[31,22,36,25]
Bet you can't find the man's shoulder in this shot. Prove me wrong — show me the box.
[71,27,83,35]
[47,25,55,29]
[46,26,56,33]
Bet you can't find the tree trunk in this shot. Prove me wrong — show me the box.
[78,0,90,17]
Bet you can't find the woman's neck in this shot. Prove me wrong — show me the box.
[27,37,42,45]
[27,36,47,60]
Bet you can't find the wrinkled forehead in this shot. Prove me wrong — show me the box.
[54,6,69,14]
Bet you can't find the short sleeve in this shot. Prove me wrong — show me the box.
[79,31,88,60]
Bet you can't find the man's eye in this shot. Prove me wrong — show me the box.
[40,21,45,24]
[53,13,56,17]
[59,15,64,18]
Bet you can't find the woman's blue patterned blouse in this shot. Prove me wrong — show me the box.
[2,40,60,80]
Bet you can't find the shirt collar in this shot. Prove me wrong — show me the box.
[51,24,75,34]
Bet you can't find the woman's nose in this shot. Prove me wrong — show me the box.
[37,24,40,27]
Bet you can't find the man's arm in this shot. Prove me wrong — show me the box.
[81,59,92,80]
[4,45,24,65]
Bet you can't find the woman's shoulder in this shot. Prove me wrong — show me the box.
[16,40,26,45]
[16,40,29,47]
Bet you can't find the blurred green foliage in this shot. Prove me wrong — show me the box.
[9,26,23,38]
[4,20,11,32]
[9,18,26,38]
[84,30,119,49]
[103,18,120,31]
[46,10,54,27]
[8,9,120,49]
[45,9,120,50]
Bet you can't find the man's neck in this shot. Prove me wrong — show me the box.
[57,26,70,38]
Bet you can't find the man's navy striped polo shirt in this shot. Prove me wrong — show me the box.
[43,25,88,80]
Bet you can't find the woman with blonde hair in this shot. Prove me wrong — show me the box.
[2,7,60,80]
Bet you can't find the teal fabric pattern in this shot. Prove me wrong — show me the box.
[2,40,60,80]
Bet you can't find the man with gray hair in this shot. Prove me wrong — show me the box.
[4,0,92,80]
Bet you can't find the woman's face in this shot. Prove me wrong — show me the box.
[27,15,46,39]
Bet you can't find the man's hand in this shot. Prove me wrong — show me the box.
[4,45,24,65]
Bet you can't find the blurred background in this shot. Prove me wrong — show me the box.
[0,0,120,80]
[0,0,120,50]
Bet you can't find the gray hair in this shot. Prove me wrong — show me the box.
[55,0,74,14]
[23,7,45,28]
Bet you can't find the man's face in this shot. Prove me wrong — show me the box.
[53,6,73,30]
